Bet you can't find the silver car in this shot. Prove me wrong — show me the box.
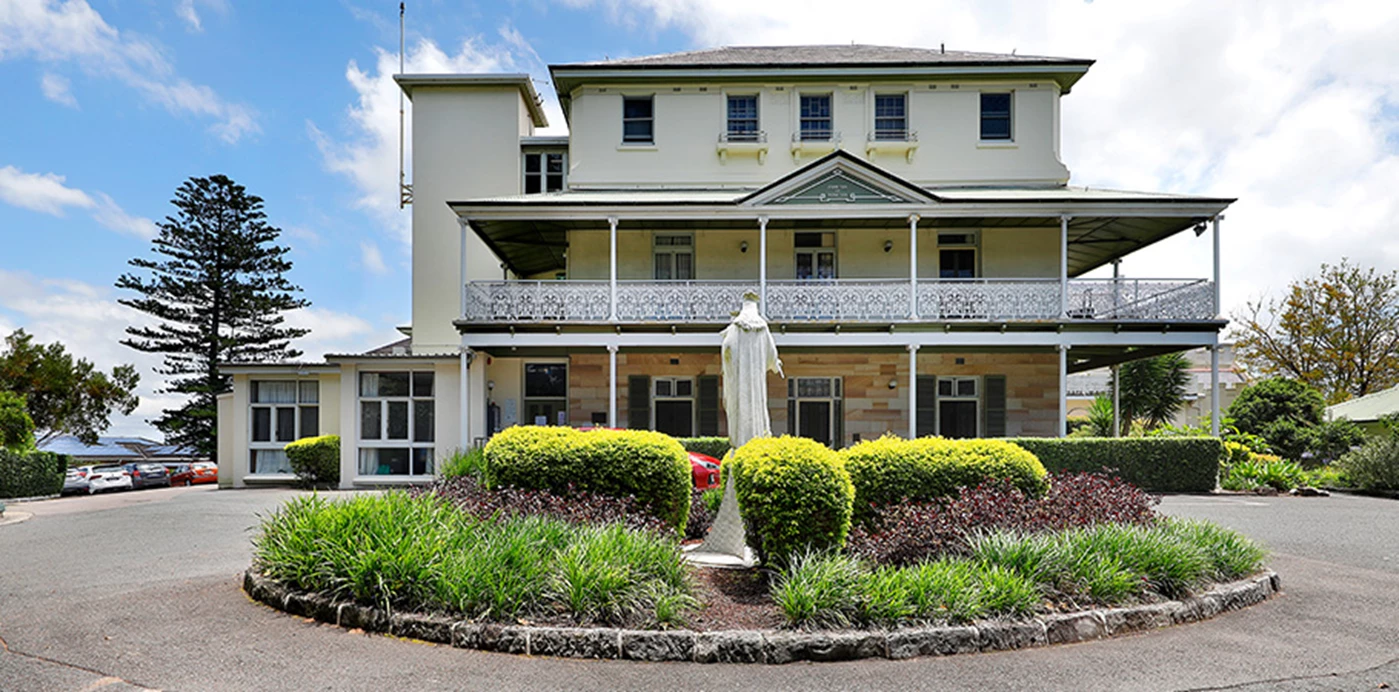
[62,466,94,495]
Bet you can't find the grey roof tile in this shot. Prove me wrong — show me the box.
[560,44,1088,68]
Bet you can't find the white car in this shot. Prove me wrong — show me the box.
[62,466,94,495]
[87,467,133,494]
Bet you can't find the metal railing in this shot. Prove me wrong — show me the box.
[718,130,767,143]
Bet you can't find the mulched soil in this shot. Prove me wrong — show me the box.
[686,566,786,632]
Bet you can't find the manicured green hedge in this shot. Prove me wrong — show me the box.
[677,436,730,459]
[1006,437,1222,493]
[0,449,67,499]
[484,426,691,532]
[842,436,1048,516]
[284,435,340,487]
[728,435,854,566]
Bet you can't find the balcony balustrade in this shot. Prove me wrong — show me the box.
[461,278,1216,324]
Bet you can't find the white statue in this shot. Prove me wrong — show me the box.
[694,292,782,562]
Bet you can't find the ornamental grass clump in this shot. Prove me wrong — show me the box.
[252,492,694,628]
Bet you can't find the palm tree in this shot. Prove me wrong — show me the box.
[1114,352,1191,431]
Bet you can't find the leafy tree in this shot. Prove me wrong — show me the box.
[0,391,35,449]
[1086,394,1115,436]
[1113,352,1191,431]
[1233,259,1399,404]
[0,331,139,445]
[1227,377,1363,463]
[117,175,309,461]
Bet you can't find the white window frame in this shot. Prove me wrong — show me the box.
[622,95,655,145]
[979,91,1014,143]
[652,233,695,281]
[790,376,842,446]
[725,93,760,141]
[936,376,981,438]
[651,377,696,434]
[523,151,566,193]
[794,231,837,280]
[797,92,835,141]
[357,371,436,477]
[936,231,980,279]
[872,91,910,141]
[249,380,319,476]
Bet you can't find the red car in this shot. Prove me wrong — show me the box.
[170,462,218,486]
[578,427,722,490]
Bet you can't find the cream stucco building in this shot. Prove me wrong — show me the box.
[218,44,1233,488]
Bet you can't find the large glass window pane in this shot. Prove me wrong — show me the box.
[300,406,319,438]
[414,401,435,443]
[654,253,672,280]
[387,401,409,440]
[252,449,291,475]
[817,252,835,279]
[275,407,296,442]
[796,253,813,280]
[524,364,568,398]
[360,402,381,440]
[980,93,1012,140]
[253,381,297,404]
[411,448,435,476]
[674,252,693,280]
[359,448,409,475]
[940,249,976,278]
[360,372,410,397]
[298,381,319,404]
[412,372,434,397]
[251,407,271,442]
[524,153,541,173]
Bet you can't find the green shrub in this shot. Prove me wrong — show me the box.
[252,492,694,627]
[441,447,486,480]
[1006,437,1221,492]
[677,436,729,459]
[1337,434,1399,491]
[283,435,340,487]
[843,436,1047,516]
[1303,464,1349,488]
[0,449,66,498]
[0,391,35,449]
[1221,455,1306,491]
[729,435,854,565]
[485,426,691,532]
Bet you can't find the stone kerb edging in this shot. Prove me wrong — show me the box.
[243,569,1280,664]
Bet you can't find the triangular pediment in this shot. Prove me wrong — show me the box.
[740,150,937,207]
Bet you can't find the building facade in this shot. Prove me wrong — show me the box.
[218,45,1233,488]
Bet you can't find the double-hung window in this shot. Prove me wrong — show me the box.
[523,152,565,193]
[622,96,654,144]
[980,93,1013,141]
[726,95,759,141]
[799,94,833,141]
[249,380,319,474]
[358,372,435,476]
[653,234,694,280]
[874,93,908,140]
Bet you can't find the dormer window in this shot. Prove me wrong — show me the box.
[799,94,833,141]
[874,94,908,140]
[726,95,759,141]
[980,92,1013,141]
[523,152,565,193]
[622,96,654,144]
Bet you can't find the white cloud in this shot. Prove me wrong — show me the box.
[0,0,257,142]
[39,71,76,107]
[569,0,1399,320]
[172,0,226,32]
[311,25,564,245]
[360,241,389,275]
[0,165,155,238]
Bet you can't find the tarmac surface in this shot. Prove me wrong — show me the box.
[1,485,1396,691]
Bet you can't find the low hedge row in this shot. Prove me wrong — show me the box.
[677,436,730,459]
[484,426,691,532]
[0,449,67,499]
[728,435,854,566]
[841,436,1048,517]
[284,435,340,487]
[1006,437,1222,493]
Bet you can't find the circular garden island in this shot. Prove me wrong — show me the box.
[245,428,1277,663]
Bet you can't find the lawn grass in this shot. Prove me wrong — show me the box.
[253,492,694,628]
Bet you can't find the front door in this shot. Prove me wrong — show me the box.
[655,400,694,437]
[938,400,978,439]
[798,400,833,446]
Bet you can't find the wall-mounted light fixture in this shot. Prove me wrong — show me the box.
[888,378,898,389]
[884,240,894,253]
[740,240,749,253]
[487,380,496,392]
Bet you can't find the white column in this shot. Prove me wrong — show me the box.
[460,347,472,449]
[1060,215,1071,318]
[607,344,619,428]
[908,214,920,320]
[1210,343,1221,436]
[907,344,919,439]
[1058,344,1069,438]
[608,216,619,321]
[1212,215,1222,318]
[1112,258,1122,314]
[458,219,469,317]
[1111,363,1121,437]
[758,216,769,314]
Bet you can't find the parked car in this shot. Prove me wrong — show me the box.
[62,466,95,495]
[87,467,133,494]
[690,453,721,490]
[170,462,218,486]
[122,462,171,489]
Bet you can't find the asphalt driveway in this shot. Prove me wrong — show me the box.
[1,486,1396,691]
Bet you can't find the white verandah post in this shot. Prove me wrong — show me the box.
[1212,215,1223,318]
[909,213,920,320]
[458,219,469,318]
[608,216,619,321]
[1111,363,1121,437]
[459,347,472,450]
[1060,215,1071,318]
[1058,344,1069,438]
[758,216,768,315]
[908,344,919,439]
[607,344,618,429]
[1210,343,1221,437]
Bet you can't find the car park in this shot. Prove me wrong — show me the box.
[62,466,94,495]
[87,467,133,494]
[122,462,171,489]
[170,462,218,486]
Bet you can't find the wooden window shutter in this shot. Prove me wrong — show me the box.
[984,374,1007,438]
[697,375,720,436]
[786,378,796,436]
[916,375,938,438]
[627,375,651,430]
[833,399,844,448]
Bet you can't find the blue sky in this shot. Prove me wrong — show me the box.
[2,0,1397,439]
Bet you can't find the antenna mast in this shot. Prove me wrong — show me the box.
[398,2,412,208]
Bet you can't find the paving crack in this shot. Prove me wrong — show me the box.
[1181,656,1399,691]
[0,630,158,691]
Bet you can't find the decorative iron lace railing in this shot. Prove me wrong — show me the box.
[461,278,1216,323]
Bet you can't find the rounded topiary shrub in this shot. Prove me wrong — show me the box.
[843,436,1048,517]
[484,426,691,532]
[728,435,854,566]
[284,435,340,487]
